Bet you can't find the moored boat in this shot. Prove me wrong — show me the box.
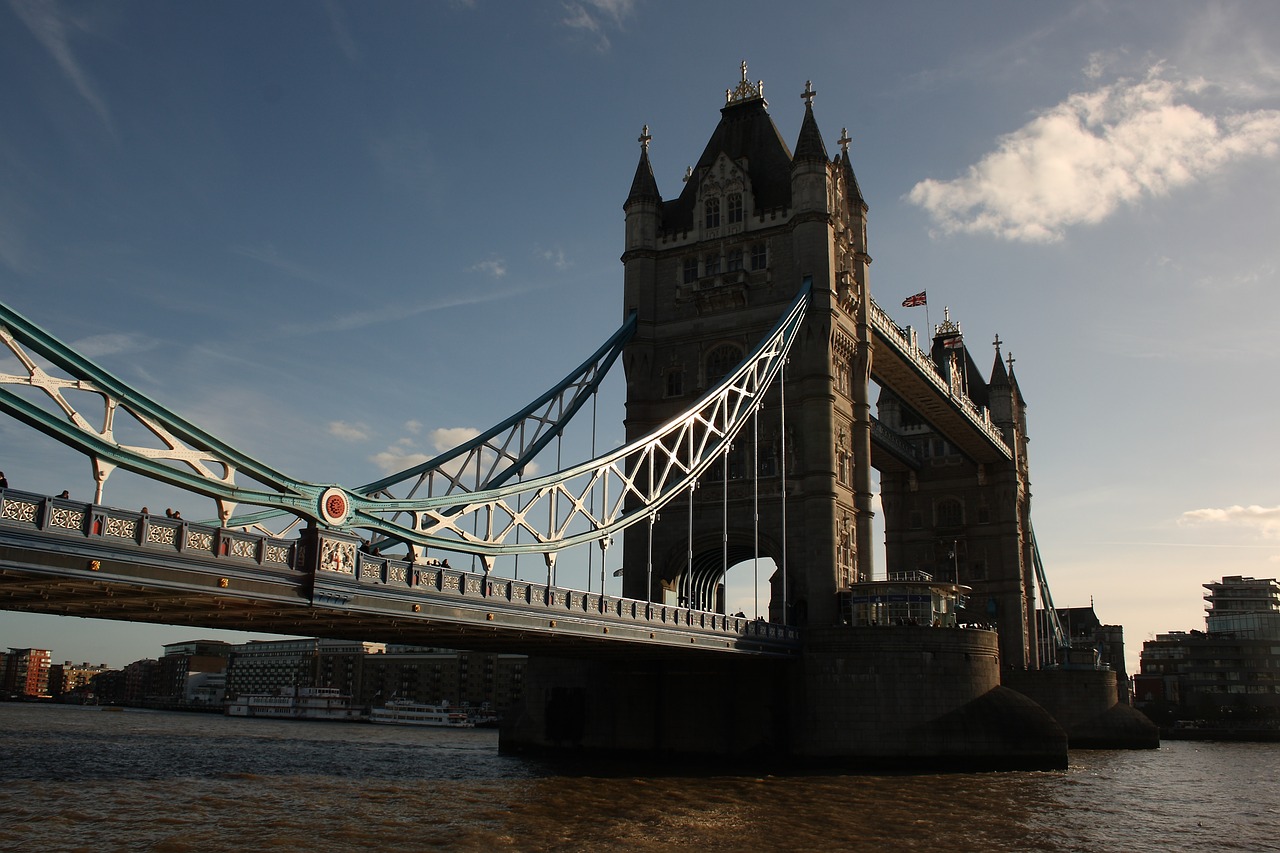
[225,686,362,721]
[368,699,474,728]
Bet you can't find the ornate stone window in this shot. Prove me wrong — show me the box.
[726,247,743,272]
[704,253,721,276]
[750,242,767,270]
[704,197,721,229]
[935,498,963,528]
[727,193,743,224]
[683,257,698,284]
[665,369,684,398]
[705,343,742,386]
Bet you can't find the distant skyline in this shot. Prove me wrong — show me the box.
[3,1,1279,675]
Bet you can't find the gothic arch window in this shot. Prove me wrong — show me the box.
[704,197,721,229]
[665,368,684,398]
[704,253,721,276]
[750,242,767,270]
[727,193,743,225]
[683,257,698,284]
[705,343,743,387]
[726,247,743,272]
[935,498,963,528]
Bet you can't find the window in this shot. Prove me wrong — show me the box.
[665,369,683,398]
[706,344,742,386]
[750,242,767,270]
[727,193,743,224]
[704,254,721,276]
[726,248,743,272]
[683,257,698,284]
[704,198,721,229]
[936,498,963,528]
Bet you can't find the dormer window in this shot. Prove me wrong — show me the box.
[727,193,743,225]
[704,197,721,229]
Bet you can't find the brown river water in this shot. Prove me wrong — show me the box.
[0,703,1276,852]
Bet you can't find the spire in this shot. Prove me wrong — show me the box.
[793,80,828,162]
[990,333,1010,387]
[837,126,866,206]
[625,124,661,206]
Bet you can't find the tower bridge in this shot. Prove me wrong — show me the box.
[0,64,1156,768]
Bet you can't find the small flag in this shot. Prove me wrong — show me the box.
[941,335,964,350]
[902,291,927,307]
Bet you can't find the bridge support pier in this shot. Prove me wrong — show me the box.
[1003,668,1159,749]
[501,627,1070,771]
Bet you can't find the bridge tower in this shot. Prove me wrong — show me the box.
[876,326,1038,669]
[620,67,875,628]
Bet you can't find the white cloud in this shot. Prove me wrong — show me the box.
[431,427,480,452]
[469,257,507,278]
[321,0,360,63]
[328,420,370,442]
[403,419,422,435]
[9,0,113,134]
[1179,505,1280,539]
[907,67,1280,243]
[72,332,158,359]
[538,246,572,271]
[370,447,433,475]
[231,243,331,287]
[560,0,634,52]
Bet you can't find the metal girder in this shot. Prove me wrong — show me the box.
[0,282,809,561]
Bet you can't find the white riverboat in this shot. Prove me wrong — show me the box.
[225,686,363,721]
[368,700,474,728]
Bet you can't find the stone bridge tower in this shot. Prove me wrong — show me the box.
[619,67,874,628]
[875,322,1038,668]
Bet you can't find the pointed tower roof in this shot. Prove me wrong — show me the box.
[661,62,794,232]
[989,334,1010,387]
[836,127,866,208]
[625,125,661,207]
[793,80,828,162]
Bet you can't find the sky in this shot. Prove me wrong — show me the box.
[2,1,1279,676]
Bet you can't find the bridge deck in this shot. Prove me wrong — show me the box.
[0,490,800,659]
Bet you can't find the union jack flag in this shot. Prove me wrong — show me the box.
[901,291,927,307]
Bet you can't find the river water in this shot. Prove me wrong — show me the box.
[0,703,1275,852]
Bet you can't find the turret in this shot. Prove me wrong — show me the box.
[790,80,831,217]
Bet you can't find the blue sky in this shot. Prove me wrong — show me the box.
[2,1,1279,674]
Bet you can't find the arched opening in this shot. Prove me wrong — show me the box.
[672,540,779,621]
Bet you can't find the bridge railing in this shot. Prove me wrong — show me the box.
[345,547,800,647]
[0,489,298,572]
[0,488,799,650]
[865,295,1011,456]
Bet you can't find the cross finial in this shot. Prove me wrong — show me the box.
[802,80,817,107]
[992,333,1002,351]
[838,127,851,154]
[1007,352,1016,371]
[638,124,651,153]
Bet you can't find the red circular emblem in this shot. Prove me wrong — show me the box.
[325,493,347,519]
